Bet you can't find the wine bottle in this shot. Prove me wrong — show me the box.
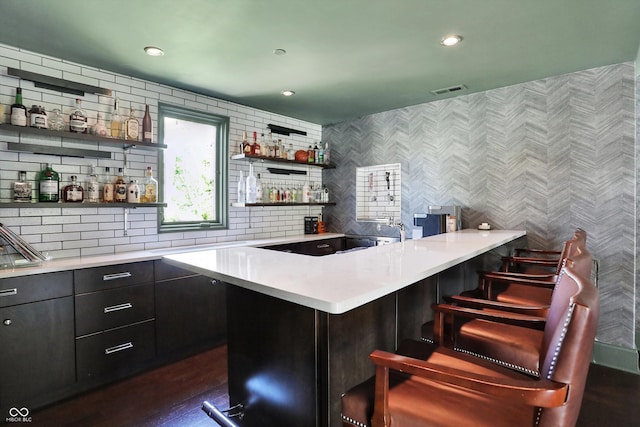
[142,104,152,142]
[13,171,32,202]
[10,87,27,127]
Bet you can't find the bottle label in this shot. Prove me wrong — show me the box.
[30,113,48,129]
[143,131,152,140]
[144,185,157,202]
[115,184,127,201]
[127,120,139,139]
[103,184,114,202]
[66,188,83,202]
[14,183,32,201]
[11,108,27,126]
[39,180,59,201]
[87,183,100,202]
[70,114,87,133]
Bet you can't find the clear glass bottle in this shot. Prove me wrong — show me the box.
[287,143,295,161]
[48,108,66,131]
[87,165,100,203]
[10,87,27,127]
[314,144,319,164]
[13,171,32,202]
[103,167,114,203]
[140,166,158,203]
[110,98,123,138]
[142,104,152,142]
[324,142,331,165]
[63,175,84,202]
[38,163,60,202]
[125,107,139,141]
[255,173,263,203]
[237,170,245,203]
[93,112,108,137]
[127,180,140,203]
[69,98,88,134]
[114,168,127,202]
[245,164,257,204]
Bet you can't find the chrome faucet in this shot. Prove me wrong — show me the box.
[377,218,406,242]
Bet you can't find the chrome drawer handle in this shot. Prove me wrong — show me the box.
[105,342,134,355]
[0,288,17,297]
[102,272,132,281]
[104,303,133,314]
[316,244,330,249]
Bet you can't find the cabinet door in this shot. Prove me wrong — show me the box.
[155,275,226,356]
[0,297,75,413]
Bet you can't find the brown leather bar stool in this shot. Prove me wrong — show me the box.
[341,263,599,427]
[429,249,592,377]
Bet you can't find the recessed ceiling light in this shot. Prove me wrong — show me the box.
[273,49,287,56]
[144,46,164,56]
[440,35,463,47]
[281,90,295,97]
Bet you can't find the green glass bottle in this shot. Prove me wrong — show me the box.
[38,163,60,202]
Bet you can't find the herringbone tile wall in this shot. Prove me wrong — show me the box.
[323,62,635,348]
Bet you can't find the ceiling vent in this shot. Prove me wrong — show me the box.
[431,84,467,96]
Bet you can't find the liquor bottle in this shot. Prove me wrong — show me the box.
[307,145,315,163]
[93,112,108,137]
[86,165,100,203]
[140,166,158,203]
[110,98,123,138]
[28,105,47,129]
[287,143,295,161]
[127,180,140,203]
[245,164,257,204]
[10,87,27,127]
[237,171,245,203]
[251,131,260,155]
[114,168,127,202]
[38,163,60,202]
[103,167,114,202]
[259,133,268,156]
[63,175,84,202]
[69,98,88,133]
[324,142,330,165]
[125,108,139,141]
[142,104,152,142]
[242,132,252,154]
[314,144,319,163]
[13,171,32,202]
[317,143,324,164]
[255,173,263,202]
[302,181,310,203]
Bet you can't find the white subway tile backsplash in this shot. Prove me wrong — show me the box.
[0,42,323,260]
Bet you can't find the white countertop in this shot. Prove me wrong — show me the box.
[163,229,526,314]
[0,233,345,279]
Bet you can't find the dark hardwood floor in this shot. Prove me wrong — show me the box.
[28,345,640,426]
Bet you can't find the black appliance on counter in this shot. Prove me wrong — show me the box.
[413,205,462,237]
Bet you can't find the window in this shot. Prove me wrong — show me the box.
[158,103,229,232]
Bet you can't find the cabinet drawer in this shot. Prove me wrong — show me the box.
[0,271,73,307]
[76,320,155,381]
[75,284,155,336]
[154,259,200,281]
[74,261,154,294]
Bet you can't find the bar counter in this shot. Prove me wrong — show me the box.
[163,229,526,427]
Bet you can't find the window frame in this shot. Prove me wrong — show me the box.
[157,103,229,233]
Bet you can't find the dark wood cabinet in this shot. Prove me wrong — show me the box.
[74,262,156,384]
[155,260,226,357]
[0,272,75,414]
